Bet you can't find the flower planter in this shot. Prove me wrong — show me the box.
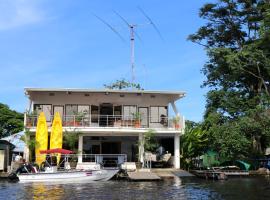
[134,121,141,128]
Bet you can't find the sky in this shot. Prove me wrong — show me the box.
[0,0,209,122]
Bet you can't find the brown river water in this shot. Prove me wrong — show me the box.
[0,176,270,200]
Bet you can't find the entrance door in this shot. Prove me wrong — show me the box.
[139,107,148,127]
[101,142,121,167]
[101,142,121,154]
[99,103,113,126]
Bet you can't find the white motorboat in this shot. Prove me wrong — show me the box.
[16,168,119,183]
[13,149,119,183]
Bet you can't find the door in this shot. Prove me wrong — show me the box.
[101,142,121,154]
[139,107,148,127]
[99,103,113,126]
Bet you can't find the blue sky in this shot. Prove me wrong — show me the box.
[0,0,209,122]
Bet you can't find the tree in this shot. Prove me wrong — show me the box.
[20,129,38,162]
[63,130,80,152]
[0,103,24,138]
[143,129,159,152]
[104,78,143,90]
[181,121,208,168]
[190,0,270,159]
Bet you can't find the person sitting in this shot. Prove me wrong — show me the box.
[160,114,167,126]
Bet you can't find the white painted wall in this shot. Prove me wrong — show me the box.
[0,150,4,171]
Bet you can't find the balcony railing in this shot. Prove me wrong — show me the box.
[25,114,183,130]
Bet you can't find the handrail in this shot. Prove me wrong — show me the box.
[26,114,183,130]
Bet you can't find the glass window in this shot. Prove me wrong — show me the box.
[65,105,78,115]
[65,105,78,122]
[34,104,52,122]
[150,106,167,123]
[123,106,137,119]
[114,106,122,116]
[78,105,90,115]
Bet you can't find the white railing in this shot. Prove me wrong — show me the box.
[29,154,127,169]
[26,114,183,130]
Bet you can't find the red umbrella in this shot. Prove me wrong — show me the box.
[40,148,73,154]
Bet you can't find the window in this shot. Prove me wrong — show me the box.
[65,105,78,122]
[65,105,78,115]
[123,106,136,119]
[78,105,90,115]
[114,106,122,116]
[34,104,52,122]
[150,106,168,123]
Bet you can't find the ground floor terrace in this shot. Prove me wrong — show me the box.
[77,132,181,169]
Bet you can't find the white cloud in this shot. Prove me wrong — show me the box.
[0,0,44,30]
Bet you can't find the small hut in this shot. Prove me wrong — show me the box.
[0,140,15,172]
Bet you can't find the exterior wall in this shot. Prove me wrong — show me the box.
[28,92,172,108]
[24,90,185,168]
[82,136,138,162]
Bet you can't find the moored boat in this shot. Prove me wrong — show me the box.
[16,168,118,183]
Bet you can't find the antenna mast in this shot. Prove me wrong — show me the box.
[95,9,163,90]
[130,25,135,87]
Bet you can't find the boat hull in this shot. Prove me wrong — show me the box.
[17,169,118,183]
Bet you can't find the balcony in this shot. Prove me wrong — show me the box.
[25,114,184,131]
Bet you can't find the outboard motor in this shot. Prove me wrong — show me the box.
[8,173,19,182]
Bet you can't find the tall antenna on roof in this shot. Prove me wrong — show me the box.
[113,11,141,89]
[94,8,163,89]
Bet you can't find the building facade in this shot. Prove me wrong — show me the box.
[24,88,185,169]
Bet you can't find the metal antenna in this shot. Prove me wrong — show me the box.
[113,11,139,88]
[138,7,164,41]
[93,13,126,43]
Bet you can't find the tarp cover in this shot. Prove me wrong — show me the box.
[40,148,73,154]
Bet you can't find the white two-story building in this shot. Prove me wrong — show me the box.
[24,88,185,169]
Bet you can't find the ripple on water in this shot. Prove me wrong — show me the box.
[0,177,269,200]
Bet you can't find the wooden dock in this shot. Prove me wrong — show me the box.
[193,170,249,180]
[127,171,161,181]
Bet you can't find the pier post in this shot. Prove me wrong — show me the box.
[174,133,180,169]
[78,135,83,163]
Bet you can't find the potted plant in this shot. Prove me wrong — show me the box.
[26,110,38,127]
[133,112,142,128]
[172,116,180,129]
[74,111,85,126]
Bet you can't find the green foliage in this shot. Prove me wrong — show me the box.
[63,130,80,152]
[132,112,142,121]
[190,0,270,160]
[143,129,158,152]
[104,78,143,90]
[20,129,38,162]
[0,103,24,138]
[181,122,208,168]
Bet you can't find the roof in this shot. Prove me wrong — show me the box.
[1,131,25,152]
[25,87,185,96]
[0,140,15,149]
[25,87,186,102]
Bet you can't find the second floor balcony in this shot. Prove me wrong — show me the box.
[25,114,184,131]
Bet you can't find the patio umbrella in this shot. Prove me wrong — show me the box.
[40,148,73,154]
[50,112,63,163]
[35,112,48,166]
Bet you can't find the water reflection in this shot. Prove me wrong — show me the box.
[0,177,269,200]
[32,183,64,200]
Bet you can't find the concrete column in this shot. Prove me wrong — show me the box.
[138,133,144,163]
[78,135,83,163]
[174,133,180,169]
[170,101,179,116]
